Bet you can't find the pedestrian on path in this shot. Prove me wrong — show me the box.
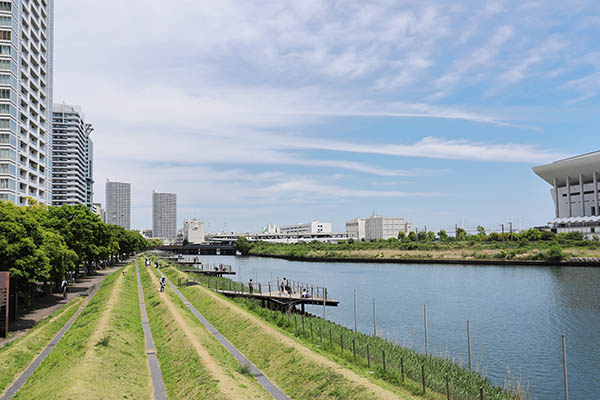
[60,279,68,299]
[160,276,166,292]
[249,279,254,294]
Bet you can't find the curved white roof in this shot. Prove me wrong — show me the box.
[533,150,600,186]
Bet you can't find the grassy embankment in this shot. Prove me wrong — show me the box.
[13,263,152,400]
[0,296,83,394]
[164,258,524,400]
[152,258,443,400]
[138,258,270,399]
[247,235,600,263]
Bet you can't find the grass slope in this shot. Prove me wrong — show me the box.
[156,262,429,400]
[139,259,229,400]
[13,264,152,400]
[0,297,83,394]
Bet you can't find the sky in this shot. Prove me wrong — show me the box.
[53,0,600,234]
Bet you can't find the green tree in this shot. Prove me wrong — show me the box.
[546,243,564,261]
[41,229,77,290]
[397,231,406,240]
[417,231,428,241]
[234,236,253,255]
[0,201,50,304]
[407,231,417,242]
[477,225,487,240]
[456,227,467,241]
[437,230,448,241]
[427,231,436,241]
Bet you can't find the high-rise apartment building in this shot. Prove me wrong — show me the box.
[51,103,93,208]
[105,180,130,229]
[364,213,412,240]
[152,190,176,239]
[0,0,54,205]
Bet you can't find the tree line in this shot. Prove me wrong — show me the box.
[0,200,159,302]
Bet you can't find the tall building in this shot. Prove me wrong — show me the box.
[152,190,176,239]
[105,180,130,229]
[51,104,93,208]
[92,202,105,222]
[280,220,332,235]
[183,219,205,244]
[0,0,54,205]
[533,150,600,236]
[346,217,366,240]
[365,213,412,240]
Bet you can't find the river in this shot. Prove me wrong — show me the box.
[186,255,600,400]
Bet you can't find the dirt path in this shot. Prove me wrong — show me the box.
[147,268,270,400]
[65,268,127,396]
[172,268,422,400]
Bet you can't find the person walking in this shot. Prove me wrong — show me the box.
[60,279,68,299]
[160,276,166,292]
[249,279,254,294]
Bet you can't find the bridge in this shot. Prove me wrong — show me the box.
[158,243,236,256]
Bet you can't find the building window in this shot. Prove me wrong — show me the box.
[0,30,10,41]
[592,206,596,216]
[0,45,9,55]
[0,2,10,12]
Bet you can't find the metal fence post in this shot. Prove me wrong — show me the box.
[354,289,358,332]
[468,319,472,370]
[400,357,404,382]
[382,350,386,372]
[424,304,428,355]
[562,333,568,400]
[352,339,356,359]
[372,297,377,336]
[480,386,484,400]
[421,364,426,394]
[367,344,371,368]
[340,334,344,353]
[445,373,450,400]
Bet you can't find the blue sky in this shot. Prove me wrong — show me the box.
[53,0,600,233]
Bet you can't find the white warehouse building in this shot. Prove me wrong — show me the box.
[280,220,332,235]
[183,219,205,244]
[346,217,365,240]
[364,213,413,240]
[533,150,600,236]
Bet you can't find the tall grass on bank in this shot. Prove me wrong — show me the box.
[163,258,524,400]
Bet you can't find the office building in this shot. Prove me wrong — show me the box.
[0,0,54,205]
[92,202,105,222]
[152,190,176,239]
[105,180,130,229]
[365,213,413,240]
[183,219,205,244]
[346,218,366,240]
[280,220,332,235]
[51,104,93,208]
[533,150,600,236]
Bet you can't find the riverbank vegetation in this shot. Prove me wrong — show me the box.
[163,258,522,400]
[236,229,600,263]
[0,200,159,306]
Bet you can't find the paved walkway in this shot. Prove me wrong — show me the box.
[0,271,109,400]
[161,269,290,400]
[136,264,167,400]
[1,260,131,348]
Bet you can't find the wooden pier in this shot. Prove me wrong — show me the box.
[209,279,339,312]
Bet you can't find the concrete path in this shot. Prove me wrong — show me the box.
[161,269,290,400]
[136,265,167,400]
[0,271,109,400]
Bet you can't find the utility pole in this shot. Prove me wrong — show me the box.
[455,224,458,238]
[501,224,505,242]
[509,222,513,241]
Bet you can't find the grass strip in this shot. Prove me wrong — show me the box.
[154,261,419,400]
[0,297,83,393]
[13,264,151,400]
[139,259,227,400]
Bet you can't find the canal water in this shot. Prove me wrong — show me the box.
[189,255,600,400]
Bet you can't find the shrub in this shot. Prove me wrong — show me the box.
[545,244,564,261]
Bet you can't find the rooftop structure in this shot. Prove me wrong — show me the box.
[280,220,332,235]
